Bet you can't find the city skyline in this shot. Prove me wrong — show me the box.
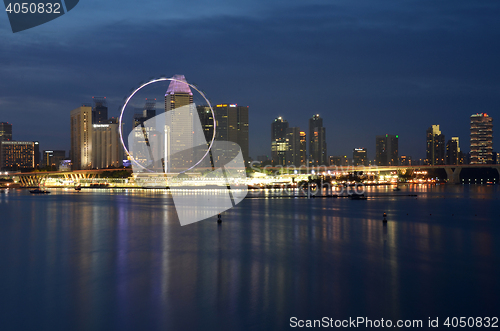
[2,1,499,161]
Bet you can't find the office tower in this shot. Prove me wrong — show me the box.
[0,122,12,142]
[133,99,157,128]
[271,117,288,166]
[299,131,307,166]
[375,134,398,166]
[309,114,327,166]
[34,141,40,169]
[426,125,445,165]
[0,141,35,170]
[209,104,249,164]
[70,105,93,170]
[92,118,123,169]
[399,155,412,166]
[92,97,108,124]
[470,113,493,164]
[446,137,461,165]
[42,150,66,169]
[353,148,368,166]
[285,127,302,167]
[165,75,194,171]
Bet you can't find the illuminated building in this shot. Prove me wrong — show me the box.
[470,113,493,164]
[353,148,368,166]
[271,117,288,166]
[446,137,462,165]
[399,155,412,166]
[0,141,35,170]
[42,150,66,169]
[309,114,327,166]
[165,75,194,171]
[285,127,303,167]
[211,104,249,165]
[92,119,124,169]
[70,105,93,170]
[299,131,307,166]
[375,134,398,166]
[426,125,445,165]
[0,122,12,142]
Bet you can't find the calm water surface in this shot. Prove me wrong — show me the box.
[0,185,499,330]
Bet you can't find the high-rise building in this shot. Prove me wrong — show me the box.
[446,137,462,165]
[92,97,108,124]
[285,127,302,167]
[299,131,307,166]
[375,134,398,166]
[165,75,194,171]
[309,114,327,166]
[42,150,66,169]
[470,113,493,164]
[353,148,368,166]
[0,122,12,142]
[0,141,35,170]
[70,105,93,170]
[92,118,123,169]
[271,117,288,166]
[426,125,445,165]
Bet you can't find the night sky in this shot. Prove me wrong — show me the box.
[1,0,499,161]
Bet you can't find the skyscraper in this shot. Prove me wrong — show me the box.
[70,105,93,170]
[470,113,493,164]
[299,131,307,166]
[285,127,302,167]
[271,117,288,166]
[209,104,249,165]
[165,75,194,171]
[92,118,124,169]
[446,137,461,165]
[375,134,398,166]
[353,148,368,166]
[0,122,12,142]
[42,150,66,169]
[426,125,445,165]
[309,114,327,166]
[0,141,35,170]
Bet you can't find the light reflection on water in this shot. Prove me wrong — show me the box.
[0,185,499,331]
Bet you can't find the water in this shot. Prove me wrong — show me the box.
[0,185,499,330]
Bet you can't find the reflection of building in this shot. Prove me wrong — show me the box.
[271,117,288,166]
[0,141,35,170]
[70,105,93,170]
[42,150,66,169]
[353,148,368,166]
[426,125,445,165]
[470,113,493,164]
[375,134,398,166]
[0,122,12,142]
[309,114,327,166]
[446,137,462,165]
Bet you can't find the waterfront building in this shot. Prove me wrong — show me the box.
[309,114,327,166]
[446,137,462,165]
[70,105,93,170]
[470,113,493,164]
[0,141,35,170]
[353,148,368,166]
[42,150,66,169]
[271,117,288,166]
[426,125,445,165]
[375,134,398,166]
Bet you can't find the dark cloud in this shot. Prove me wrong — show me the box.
[0,0,499,159]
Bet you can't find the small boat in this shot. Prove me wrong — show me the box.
[30,188,50,194]
[393,186,401,191]
[75,184,82,191]
[349,192,367,200]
